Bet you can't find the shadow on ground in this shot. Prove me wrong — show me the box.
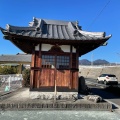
[91,87,120,100]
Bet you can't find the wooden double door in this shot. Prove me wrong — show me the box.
[40,69,70,87]
[39,54,70,87]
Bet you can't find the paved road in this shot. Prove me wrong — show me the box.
[1,110,120,120]
[85,78,120,109]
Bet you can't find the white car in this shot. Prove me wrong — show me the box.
[97,74,118,85]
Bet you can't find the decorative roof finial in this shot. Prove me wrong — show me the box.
[33,17,35,22]
[76,21,79,26]
[6,24,10,31]
[76,21,79,30]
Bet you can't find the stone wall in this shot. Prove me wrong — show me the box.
[79,66,120,82]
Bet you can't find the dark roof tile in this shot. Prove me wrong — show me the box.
[1,17,111,41]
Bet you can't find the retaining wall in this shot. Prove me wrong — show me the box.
[79,66,120,81]
[0,102,112,111]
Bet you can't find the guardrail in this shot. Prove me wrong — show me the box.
[0,74,23,95]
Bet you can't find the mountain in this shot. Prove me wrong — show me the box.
[79,59,91,65]
[93,59,109,65]
[79,59,110,65]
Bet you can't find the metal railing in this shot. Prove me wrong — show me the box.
[0,74,23,95]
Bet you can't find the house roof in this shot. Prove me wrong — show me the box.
[0,54,31,64]
[0,17,111,55]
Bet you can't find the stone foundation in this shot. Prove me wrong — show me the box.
[29,92,78,100]
[0,102,112,111]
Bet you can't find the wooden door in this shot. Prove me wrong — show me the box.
[39,54,70,87]
[40,69,55,86]
[39,54,55,87]
[56,70,70,87]
[56,55,70,87]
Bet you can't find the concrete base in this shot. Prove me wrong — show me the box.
[0,102,112,111]
[0,88,113,111]
[29,92,78,100]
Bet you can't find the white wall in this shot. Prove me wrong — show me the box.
[35,44,76,53]
[60,45,70,52]
[41,44,53,51]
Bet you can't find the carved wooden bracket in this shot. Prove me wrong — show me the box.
[48,45,64,53]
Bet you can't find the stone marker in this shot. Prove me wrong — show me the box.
[78,76,89,94]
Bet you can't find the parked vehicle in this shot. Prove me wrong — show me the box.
[97,74,118,85]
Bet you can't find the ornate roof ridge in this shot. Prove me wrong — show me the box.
[6,24,36,32]
[0,17,111,41]
[29,17,77,26]
[78,30,105,37]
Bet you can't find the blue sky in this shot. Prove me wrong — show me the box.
[0,0,120,63]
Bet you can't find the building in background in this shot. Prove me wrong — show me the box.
[0,53,31,74]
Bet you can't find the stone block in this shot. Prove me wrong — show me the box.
[84,95,103,103]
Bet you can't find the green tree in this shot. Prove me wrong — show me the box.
[22,69,30,87]
[0,66,17,74]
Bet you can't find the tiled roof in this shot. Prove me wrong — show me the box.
[0,17,112,55]
[0,54,31,63]
[1,17,111,41]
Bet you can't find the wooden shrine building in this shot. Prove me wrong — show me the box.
[0,17,111,92]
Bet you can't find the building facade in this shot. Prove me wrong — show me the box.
[0,17,111,92]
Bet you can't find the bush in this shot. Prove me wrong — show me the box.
[0,66,17,74]
[22,69,30,87]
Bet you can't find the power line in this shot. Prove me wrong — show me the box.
[87,0,111,30]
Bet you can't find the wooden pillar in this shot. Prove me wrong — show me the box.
[18,63,22,74]
[30,50,35,89]
[39,44,42,68]
[69,45,72,89]
[75,46,79,89]
[37,44,42,89]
